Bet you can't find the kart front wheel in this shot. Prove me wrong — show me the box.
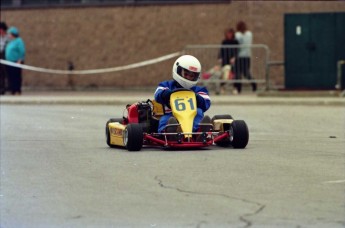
[231,120,249,149]
[124,124,143,151]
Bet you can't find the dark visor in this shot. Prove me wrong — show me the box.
[177,66,200,81]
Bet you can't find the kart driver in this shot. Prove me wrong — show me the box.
[154,55,211,133]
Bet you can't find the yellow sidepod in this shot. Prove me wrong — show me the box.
[213,119,233,131]
[109,122,126,146]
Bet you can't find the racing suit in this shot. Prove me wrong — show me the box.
[154,80,211,133]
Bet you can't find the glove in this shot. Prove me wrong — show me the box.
[161,89,172,106]
[196,94,206,110]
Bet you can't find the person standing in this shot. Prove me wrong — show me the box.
[0,22,9,95]
[5,26,25,95]
[218,28,238,94]
[234,21,257,94]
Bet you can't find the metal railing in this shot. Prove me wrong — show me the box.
[266,60,284,89]
[183,44,271,92]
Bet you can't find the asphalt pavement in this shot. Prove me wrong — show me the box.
[1,102,344,227]
[0,89,344,106]
[1,89,345,227]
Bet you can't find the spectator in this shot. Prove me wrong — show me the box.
[234,21,257,94]
[218,28,238,94]
[0,21,9,95]
[5,26,25,95]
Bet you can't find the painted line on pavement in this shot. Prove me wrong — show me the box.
[323,180,345,184]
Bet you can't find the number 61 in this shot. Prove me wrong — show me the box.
[174,98,195,111]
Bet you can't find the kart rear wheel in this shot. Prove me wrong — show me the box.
[124,124,143,151]
[106,118,123,148]
[231,120,249,149]
[212,114,233,147]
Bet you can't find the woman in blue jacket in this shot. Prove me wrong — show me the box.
[5,26,25,95]
[154,55,211,133]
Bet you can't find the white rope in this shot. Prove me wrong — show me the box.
[0,51,182,75]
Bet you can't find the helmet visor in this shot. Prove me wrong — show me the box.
[177,66,200,81]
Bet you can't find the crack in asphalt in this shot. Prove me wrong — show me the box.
[239,204,265,228]
[155,175,266,228]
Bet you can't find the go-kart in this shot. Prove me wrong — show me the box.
[106,89,249,151]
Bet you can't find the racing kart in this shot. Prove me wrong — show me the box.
[106,89,249,151]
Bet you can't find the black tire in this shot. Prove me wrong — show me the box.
[106,118,123,148]
[212,114,233,147]
[231,120,249,149]
[124,124,143,151]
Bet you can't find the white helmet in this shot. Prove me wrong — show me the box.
[172,55,201,89]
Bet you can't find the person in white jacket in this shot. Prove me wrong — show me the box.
[234,21,257,94]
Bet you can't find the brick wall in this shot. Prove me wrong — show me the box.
[2,1,345,89]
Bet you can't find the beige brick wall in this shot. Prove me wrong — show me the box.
[2,1,345,89]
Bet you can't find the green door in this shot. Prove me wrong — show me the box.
[284,13,343,89]
[284,14,312,88]
[310,13,336,89]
